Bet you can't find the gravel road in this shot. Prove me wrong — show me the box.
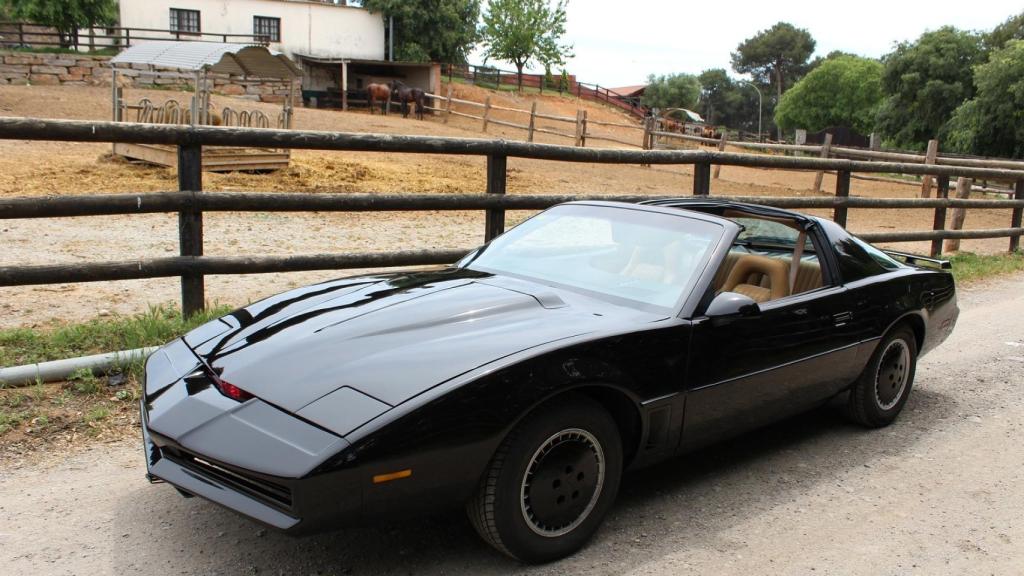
[2,274,1023,576]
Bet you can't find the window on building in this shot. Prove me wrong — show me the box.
[170,8,201,34]
[254,16,281,43]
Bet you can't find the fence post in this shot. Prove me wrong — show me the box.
[18,22,25,46]
[813,133,833,194]
[1011,179,1024,253]
[920,139,939,198]
[527,101,537,142]
[444,84,453,124]
[834,169,851,227]
[178,144,204,317]
[693,163,711,196]
[482,96,491,133]
[574,110,583,146]
[930,175,950,257]
[713,133,727,179]
[580,110,588,148]
[944,177,971,253]
[485,154,507,241]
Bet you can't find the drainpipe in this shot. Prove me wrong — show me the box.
[389,16,394,61]
[0,347,158,388]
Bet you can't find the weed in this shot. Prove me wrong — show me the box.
[68,368,103,395]
[948,251,1024,285]
[85,406,110,423]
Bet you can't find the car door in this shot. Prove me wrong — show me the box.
[679,229,861,451]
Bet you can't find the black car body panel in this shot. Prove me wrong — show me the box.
[141,199,958,534]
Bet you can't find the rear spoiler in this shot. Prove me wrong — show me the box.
[884,250,952,270]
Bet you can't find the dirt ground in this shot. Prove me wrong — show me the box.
[0,272,1021,575]
[0,84,1018,328]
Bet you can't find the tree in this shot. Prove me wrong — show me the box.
[984,11,1024,53]
[775,55,884,136]
[875,26,983,149]
[361,0,480,63]
[8,0,117,47]
[944,40,1024,158]
[641,73,700,111]
[479,0,573,91]
[731,22,816,137]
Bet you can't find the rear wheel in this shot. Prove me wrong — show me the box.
[467,395,622,563]
[847,325,918,428]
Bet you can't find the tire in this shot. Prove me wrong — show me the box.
[467,394,623,563]
[847,325,918,428]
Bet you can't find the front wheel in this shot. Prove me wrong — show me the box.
[467,395,623,563]
[847,325,918,428]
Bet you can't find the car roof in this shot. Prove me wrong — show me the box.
[639,197,820,227]
[560,200,743,231]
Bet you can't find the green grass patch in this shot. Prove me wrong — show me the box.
[948,251,1024,285]
[0,304,233,371]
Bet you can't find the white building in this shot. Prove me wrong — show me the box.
[118,0,386,61]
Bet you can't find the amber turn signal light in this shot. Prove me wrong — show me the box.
[372,469,412,484]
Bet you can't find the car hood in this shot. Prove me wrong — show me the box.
[185,268,666,412]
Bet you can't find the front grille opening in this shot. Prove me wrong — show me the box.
[165,447,293,510]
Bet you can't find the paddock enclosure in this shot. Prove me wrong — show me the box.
[1,116,1021,320]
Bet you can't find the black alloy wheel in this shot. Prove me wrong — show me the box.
[847,325,918,428]
[468,394,623,563]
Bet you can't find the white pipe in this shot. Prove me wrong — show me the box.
[0,346,159,388]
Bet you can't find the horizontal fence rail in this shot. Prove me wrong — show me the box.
[1,118,1023,180]
[1,117,1023,316]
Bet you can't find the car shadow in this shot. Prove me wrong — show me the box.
[112,387,956,575]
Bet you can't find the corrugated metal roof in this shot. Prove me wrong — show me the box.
[110,41,300,79]
[608,85,647,97]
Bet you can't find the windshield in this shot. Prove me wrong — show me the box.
[464,204,724,311]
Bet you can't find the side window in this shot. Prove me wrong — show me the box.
[831,237,892,282]
[715,216,826,303]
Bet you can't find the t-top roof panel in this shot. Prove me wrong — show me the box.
[110,41,301,79]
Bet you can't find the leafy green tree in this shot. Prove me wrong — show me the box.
[984,11,1024,53]
[731,22,816,136]
[875,26,983,149]
[361,0,480,63]
[559,68,569,93]
[479,0,573,91]
[943,40,1024,158]
[8,0,116,47]
[641,73,700,111]
[775,55,884,136]
[697,68,730,125]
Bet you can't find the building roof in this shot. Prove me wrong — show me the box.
[110,41,301,79]
[608,84,647,97]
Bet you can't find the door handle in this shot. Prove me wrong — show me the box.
[833,311,853,327]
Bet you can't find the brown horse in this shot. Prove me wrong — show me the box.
[366,83,391,115]
[389,80,426,120]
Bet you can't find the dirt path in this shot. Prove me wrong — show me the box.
[1,273,1022,575]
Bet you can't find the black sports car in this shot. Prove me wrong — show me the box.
[141,199,958,562]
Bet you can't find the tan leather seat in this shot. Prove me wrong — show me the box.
[721,255,789,302]
[787,260,823,293]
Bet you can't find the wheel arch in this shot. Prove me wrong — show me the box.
[509,383,645,469]
[888,312,925,352]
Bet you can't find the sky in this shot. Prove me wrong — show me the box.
[474,0,1021,88]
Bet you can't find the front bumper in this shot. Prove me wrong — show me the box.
[142,402,301,530]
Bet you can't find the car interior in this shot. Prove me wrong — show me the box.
[709,209,825,304]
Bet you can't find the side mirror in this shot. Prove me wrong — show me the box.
[705,291,761,318]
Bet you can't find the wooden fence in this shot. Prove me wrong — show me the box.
[0,117,1022,317]
[425,88,646,148]
[0,21,270,50]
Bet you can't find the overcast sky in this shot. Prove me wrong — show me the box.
[474,0,1021,88]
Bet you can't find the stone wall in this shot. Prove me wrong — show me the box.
[0,51,109,86]
[0,50,297,104]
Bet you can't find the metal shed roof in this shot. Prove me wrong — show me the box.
[110,41,301,79]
